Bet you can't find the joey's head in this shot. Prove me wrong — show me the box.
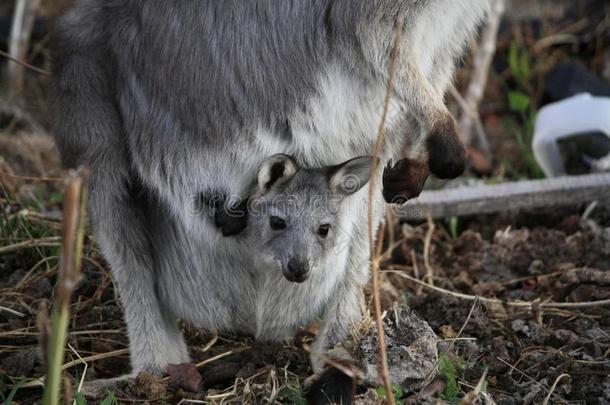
[249,154,372,283]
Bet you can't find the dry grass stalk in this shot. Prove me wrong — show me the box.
[459,368,489,405]
[367,16,405,405]
[385,269,610,309]
[7,0,45,94]
[422,215,436,286]
[0,236,62,255]
[541,374,570,405]
[42,169,89,405]
[456,0,506,154]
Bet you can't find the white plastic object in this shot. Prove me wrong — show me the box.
[532,93,610,177]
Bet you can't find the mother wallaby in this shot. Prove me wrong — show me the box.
[53,1,492,403]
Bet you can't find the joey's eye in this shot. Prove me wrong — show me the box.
[318,224,330,238]
[269,216,286,230]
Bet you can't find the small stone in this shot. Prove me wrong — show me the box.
[357,305,438,391]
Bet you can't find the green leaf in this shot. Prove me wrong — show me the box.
[75,392,87,405]
[3,378,25,405]
[449,217,459,240]
[439,356,460,402]
[49,192,64,203]
[519,50,531,82]
[508,43,520,79]
[100,392,116,405]
[508,91,530,113]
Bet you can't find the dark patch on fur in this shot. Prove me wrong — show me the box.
[306,367,356,405]
[214,198,249,237]
[275,118,294,141]
[382,158,429,204]
[426,117,466,179]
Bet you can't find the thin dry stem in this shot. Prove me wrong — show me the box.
[385,269,610,309]
[42,169,89,405]
[423,215,436,286]
[367,16,404,405]
[456,0,505,153]
[0,236,62,255]
[542,374,570,405]
[459,367,489,405]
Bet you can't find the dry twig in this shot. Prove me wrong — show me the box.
[385,269,610,309]
[542,374,570,405]
[0,236,61,255]
[456,0,506,155]
[7,0,45,94]
[367,16,405,405]
[459,367,490,405]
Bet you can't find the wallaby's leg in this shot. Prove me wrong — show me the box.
[381,48,466,202]
[307,275,363,405]
[307,195,378,404]
[310,276,364,373]
[392,47,467,180]
[53,33,189,373]
[89,168,190,373]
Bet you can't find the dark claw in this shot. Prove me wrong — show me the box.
[214,198,249,236]
[306,367,359,405]
[382,158,429,204]
[426,117,467,179]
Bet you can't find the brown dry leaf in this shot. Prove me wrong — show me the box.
[440,324,457,339]
[167,363,204,392]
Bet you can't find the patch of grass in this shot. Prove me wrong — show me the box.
[438,355,469,403]
[277,385,307,405]
[2,378,26,405]
[375,383,404,401]
[100,393,117,405]
[503,42,544,179]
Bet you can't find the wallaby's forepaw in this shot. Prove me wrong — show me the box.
[214,199,249,236]
[382,158,429,204]
[426,117,467,179]
[305,366,359,405]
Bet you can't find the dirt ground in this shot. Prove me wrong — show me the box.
[1,162,609,403]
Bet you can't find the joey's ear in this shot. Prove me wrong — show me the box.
[257,154,298,192]
[328,156,373,196]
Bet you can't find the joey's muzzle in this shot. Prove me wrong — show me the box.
[283,257,310,283]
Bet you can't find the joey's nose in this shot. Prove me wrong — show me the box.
[284,258,310,283]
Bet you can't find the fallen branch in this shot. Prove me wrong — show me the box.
[395,172,610,220]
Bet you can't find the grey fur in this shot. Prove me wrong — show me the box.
[52,0,491,375]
